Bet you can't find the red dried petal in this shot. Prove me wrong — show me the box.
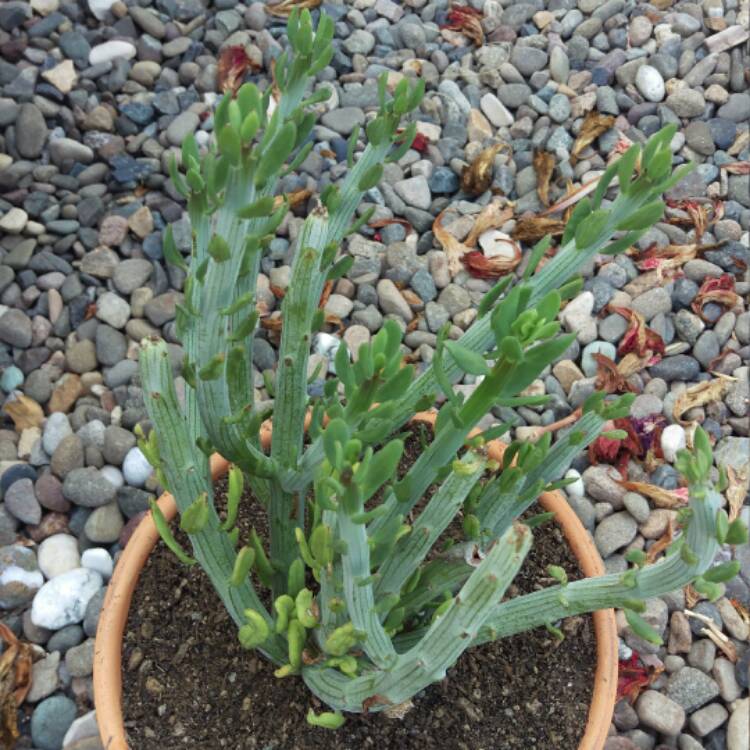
[610,306,665,358]
[411,133,429,153]
[617,653,663,703]
[217,46,253,95]
[692,273,742,321]
[461,249,520,279]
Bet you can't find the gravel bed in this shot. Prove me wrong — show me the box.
[0,0,748,749]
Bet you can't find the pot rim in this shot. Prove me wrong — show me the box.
[94,415,617,750]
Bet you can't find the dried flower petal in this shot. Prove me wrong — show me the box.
[434,202,515,277]
[413,133,430,153]
[594,353,638,395]
[617,653,663,703]
[572,112,616,160]
[461,143,507,196]
[533,150,556,207]
[0,623,33,749]
[588,417,645,478]
[609,306,665,358]
[692,273,743,321]
[369,217,414,236]
[266,0,321,17]
[665,199,724,244]
[726,465,749,523]
[511,215,566,243]
[721,160,750,175]
[441,5,485,47]
[217,46,257,96]
[462,249,521,279]
[465,204,514,246]
[672,373,735,425]
[619,480,688,508]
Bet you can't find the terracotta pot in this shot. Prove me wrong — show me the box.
[94,415,617,750]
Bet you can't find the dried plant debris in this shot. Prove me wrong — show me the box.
[462,249,521,279]
[726,465,749,523]
[609,306,665,359]
[265,0,321,17]
[571,112,616,160]
[691,273,744,320]
[0,624,33,749]
[461,143,507,196]
[672,375,736,425]
[217,46,259,95]
[617,653,664,703]
[433,203,515,277]
[618,480,689,509]
[664,198,724,244]
[533,150,556,207]
[511,215,565,243]
[441,4,485,47]
[594,353,638,395]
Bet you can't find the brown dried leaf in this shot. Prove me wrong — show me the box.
[646,520,674,564]
[511,215,565,244]
[3,394,45,431]
[0,623,33,749]
[461,143,507,196]
[726,465,749,523]
[284,188,313,210]
[533,150,556,207]
[672,375,735,425]
[572,111,616,160]
[730,599,750,628]
[619,480,689,509]
[265,0,320,17]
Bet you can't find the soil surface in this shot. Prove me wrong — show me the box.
[122,432,596,749]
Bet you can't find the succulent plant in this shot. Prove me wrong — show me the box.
[138,10,747,725]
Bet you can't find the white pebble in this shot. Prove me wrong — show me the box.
[565,469,585,498]
[81,548,114,580]
[31,568,102,630]
[89,40,136,66]
[122,447,152,487]
[661,424,686,463]
[100,465,124,489]
[87,0,117,20]
[37,534,80,579]
[635,65,666,103]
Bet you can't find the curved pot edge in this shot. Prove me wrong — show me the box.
[94,421,617,750]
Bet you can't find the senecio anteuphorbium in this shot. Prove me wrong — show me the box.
[138,10,747,728]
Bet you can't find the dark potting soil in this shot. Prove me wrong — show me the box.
[122,431,596,749]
